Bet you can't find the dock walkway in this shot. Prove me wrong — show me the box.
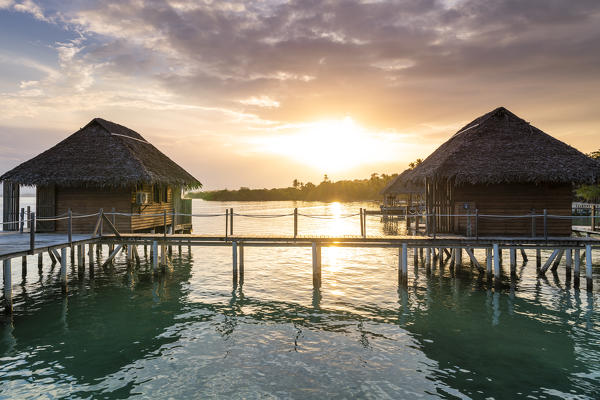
[2,227,599,315]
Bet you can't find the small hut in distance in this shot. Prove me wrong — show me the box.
[400,107,600,237]
[1,118,201,233]
[380,169,424,210]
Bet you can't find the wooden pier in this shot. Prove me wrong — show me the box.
[2,230,599,315]
[1,209,599,315]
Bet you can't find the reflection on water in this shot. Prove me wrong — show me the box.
[0,200,599,399]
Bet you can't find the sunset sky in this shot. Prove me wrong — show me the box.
[1,0,599,190]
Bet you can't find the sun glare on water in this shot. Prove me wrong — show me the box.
[258,117,393,172]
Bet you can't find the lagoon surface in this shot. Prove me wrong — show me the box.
[1,200,599,399]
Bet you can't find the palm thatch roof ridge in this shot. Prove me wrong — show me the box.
[0,118,202,188]
[403,107,600,185]
[380,169,424,195]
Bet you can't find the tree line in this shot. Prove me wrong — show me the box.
[576,150,600,203]
[187,173,398,202]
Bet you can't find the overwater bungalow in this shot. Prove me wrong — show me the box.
[380,169,425,209]
[400,107,600,236]
[1,118,201,233]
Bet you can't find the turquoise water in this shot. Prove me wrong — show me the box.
[1,200,599,399]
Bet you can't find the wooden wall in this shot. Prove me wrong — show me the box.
[452,183,572,236]
[53,184,175,233]
[130,184,173,232]
[55,187,131,233]
[2,182,19,231]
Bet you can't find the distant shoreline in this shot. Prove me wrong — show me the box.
[186,174,396,202]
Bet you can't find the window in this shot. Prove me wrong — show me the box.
[152,185,169,203]
[153,185,161,203]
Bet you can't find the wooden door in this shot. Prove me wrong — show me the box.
[36,185,55,232]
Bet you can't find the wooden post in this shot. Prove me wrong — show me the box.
[127,245,133,264]
[401,243,408,284]
[88,243,94,267]
[565,248,572,278]
[37,253,43,271]
[592,205,596,231]
[163,210,167,240]
[229,208,234,236]
[19,207,24,233]
[455,247,462,268]
[99,208,104,236]
[466,209,471,237]
[26,206,30,230]
[413,246,418,269]
[225,209,229,239]
[363,210,367,237]
[531,209,536,237]
[312,242,321,288]
[540,250,560,274]
[426,247,431,272]
[551,249,564,272]
[60,247,68,293]
[29,212,36,253]
[520,248,528,262]
[3,259,12,313]
[101,245,123,268]
[111,207,116,228]
[161,244,166,265]
[360,208,364,237]
[486,248,492,276]
[509,248,516,276]
[67,209,73,245]
[574,249,581,287]
[76,244,83,267]
[48,250,57,265]
[536,249,541,272]
[239,242,244,285]
[232,241,238,286]
[152,241,158,273]
[543,209,548,240]
[493,244,500,278]
[21,256,27,277]
[475,209,479,240]
[438,247,443,268]
[585,244,592,291]
[432,212,436,239]
[294,208,298,238]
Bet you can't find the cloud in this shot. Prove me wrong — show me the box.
[1,0,600,186]
[11,0,48,21]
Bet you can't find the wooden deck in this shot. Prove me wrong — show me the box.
[2,228,598,315]
[0,232,94,258]
[572,225,600,236]
[2,230,600,260]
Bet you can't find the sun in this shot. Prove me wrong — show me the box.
[256,117,390,172]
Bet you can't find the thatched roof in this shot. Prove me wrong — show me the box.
[381,169,424,195]
[402,107,600,185]
[0,118,202,188]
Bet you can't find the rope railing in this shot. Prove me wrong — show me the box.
[3,206,600,248]
[4,211,600,222]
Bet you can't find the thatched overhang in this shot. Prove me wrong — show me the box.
[402,107,600,186]
[0,118,202,189]
[380,169,424,195]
